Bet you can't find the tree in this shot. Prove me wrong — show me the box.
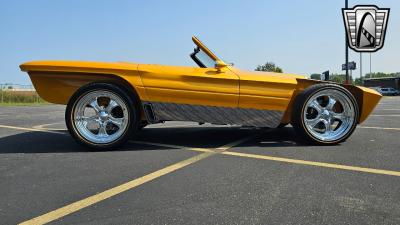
[255,62,283,73]
[310,73,321,80]
[330,74,346,83]
[329,74,353,84]
[354,77,363,85]
[365,72,400,79]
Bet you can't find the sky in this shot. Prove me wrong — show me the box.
[0,0,398,84]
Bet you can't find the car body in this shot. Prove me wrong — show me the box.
[20,36,382,149]
[376,87,399,96]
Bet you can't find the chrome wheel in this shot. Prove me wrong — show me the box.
[73,90,129,144]
[303,89,355,142]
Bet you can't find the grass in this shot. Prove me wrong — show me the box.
[0,90,47,105]
[0,102,50,106]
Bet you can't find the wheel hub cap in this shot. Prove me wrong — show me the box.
[321,109,331,120]
[99,111,109,121]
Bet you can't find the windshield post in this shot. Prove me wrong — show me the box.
[190,36,226,69]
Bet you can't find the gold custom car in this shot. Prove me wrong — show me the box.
[20,36,381,149]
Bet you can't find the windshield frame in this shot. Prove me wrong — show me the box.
[190,36,225,68]
[190,47,205,68]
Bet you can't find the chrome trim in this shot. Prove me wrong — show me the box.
[73,90,129,144]
[303,89,355,141]
[143,102,284,128]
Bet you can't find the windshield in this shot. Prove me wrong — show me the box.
[190,47,216,68]
[190,36,225,68]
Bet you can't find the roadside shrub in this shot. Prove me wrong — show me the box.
[0,90,46,103]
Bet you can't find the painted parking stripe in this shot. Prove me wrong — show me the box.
[32,122,65,131]
[0,124,65,135]
[19,152,213,225]
[358,126,400,131]
[130,141,214,153]
[370,114,400,117]
[0,124,247,153]
[4,121,400,224]
[222,151,400,177]
[19,135,256,225]
[1,123,399,136]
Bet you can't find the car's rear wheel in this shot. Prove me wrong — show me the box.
[66,83,139,150]
[291,84,359,145]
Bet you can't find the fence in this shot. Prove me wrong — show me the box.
[0,83,45,104]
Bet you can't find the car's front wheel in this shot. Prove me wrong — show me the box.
[66,83,139,150]
[291,84,359,145]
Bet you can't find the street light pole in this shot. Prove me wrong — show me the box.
[345,0,349,84]
[360,52,362,85]
[369,53,372,76]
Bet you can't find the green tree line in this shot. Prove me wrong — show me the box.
[311,72,400,85]
[256,62,399,85]
[255,62,283,73]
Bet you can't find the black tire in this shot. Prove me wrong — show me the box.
[291,84,359,145]
[66,83,139,150]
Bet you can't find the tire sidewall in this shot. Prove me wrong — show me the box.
[66,83,138,150]
[293,84,359,145]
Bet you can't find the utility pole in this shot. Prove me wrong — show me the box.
[350,69,352,84]
[369,53,372,76]
[345,0,349,84]
[360,52,362,85]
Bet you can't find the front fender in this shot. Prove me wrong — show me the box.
[282,79,381,124]
[346,86,382,123]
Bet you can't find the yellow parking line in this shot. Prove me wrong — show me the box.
[19,152,213,225]
[19,135,255,225]
[370,114,400,117]
[130,141,214,153]
[222,151,400,177]
[215,135,257,151]
[131,136,259,154]
[0,124,65,135]
[358,126,400,131]
[32,122,65,131]
[7,121,400,224]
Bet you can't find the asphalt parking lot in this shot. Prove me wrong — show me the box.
[1,97,400,225]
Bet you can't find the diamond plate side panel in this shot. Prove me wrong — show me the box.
[143,102,284,128]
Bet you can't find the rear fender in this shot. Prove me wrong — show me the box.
[27,71,146,105]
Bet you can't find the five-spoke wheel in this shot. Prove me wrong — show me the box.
[66,83,139,149]
[292,84,359,145]
[73,90,129,144]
